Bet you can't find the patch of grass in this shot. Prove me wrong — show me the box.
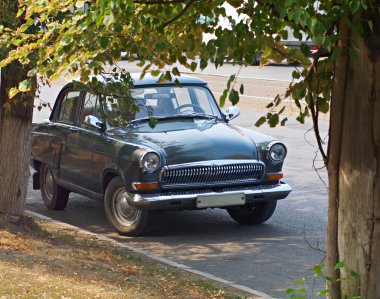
[196,280,221,292]
[0,215,255,299]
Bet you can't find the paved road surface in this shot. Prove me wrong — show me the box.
[28,65,328,298]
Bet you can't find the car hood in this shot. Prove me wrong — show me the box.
[109,120,259,165]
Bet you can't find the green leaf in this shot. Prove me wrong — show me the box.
[16,7,26,18]
[110,49,121,59]
[317,97,329,113]
[99,36,109,49]
[296,288,306,294]
[368,20,374,31]
[172,67,180,76]
[27,68,38,77]
[255,116,266,127]
[151,70,160,77]
[190,62,197,72]
[268,113,279,127]
[239,84,244,94]
[227,75,235,90]
[103,13,115,27]
[280,117,288,126]
[293,278,305,285]
[8,88,20,99]
[219,89,228,107]
[316,289,329,296]
[292,70,301,79]
[148,117,157,128]
[285,288,295,294]
[19,80,32,92]
[350,270,360,280]
[229,89,239,105]
[75,1,85,8]
[334,261,346,270]
[60,36,71,46]
[348,0,361,13]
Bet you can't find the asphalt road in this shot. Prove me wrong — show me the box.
[27,64,328,298]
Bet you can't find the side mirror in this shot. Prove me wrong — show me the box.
[224,106,240,121]
[84,115,104,131]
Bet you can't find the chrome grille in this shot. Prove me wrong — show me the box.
[160,162,265,188]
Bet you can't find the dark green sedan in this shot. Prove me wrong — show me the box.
[31,73,291,236]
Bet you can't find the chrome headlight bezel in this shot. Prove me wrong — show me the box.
[267,142,287,162]
[140,151,161,172]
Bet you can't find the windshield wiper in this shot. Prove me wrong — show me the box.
[172,113,218,120]
[127,113,218,125]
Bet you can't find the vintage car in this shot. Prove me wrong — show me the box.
[31,73,292,236]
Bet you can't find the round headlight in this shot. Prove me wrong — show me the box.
[141,152,161,171]
[268,143,287,162]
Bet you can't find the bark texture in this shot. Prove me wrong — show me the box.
[328,9,380,298]
[0,63,34,215]
[326,17,350,299]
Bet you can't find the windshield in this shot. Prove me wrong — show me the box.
[105,86,223,125]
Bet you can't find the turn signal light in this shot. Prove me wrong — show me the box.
[266,173,284,181]
[311,45,318,51]
[132,182,159,191]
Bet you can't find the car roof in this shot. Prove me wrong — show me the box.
[64,72,207,89]
[128,72,207,86]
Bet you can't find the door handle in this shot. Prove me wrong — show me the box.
[69,127,78,133]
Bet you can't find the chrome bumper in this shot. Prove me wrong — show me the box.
[128,182,292,209]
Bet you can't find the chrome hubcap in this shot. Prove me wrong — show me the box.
[44,168,54,205]
[113,188,140,226]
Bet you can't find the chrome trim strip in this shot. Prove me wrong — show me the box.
[128,183,292,206]
[162,159,263,170]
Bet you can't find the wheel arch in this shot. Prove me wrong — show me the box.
[102,169,123,195]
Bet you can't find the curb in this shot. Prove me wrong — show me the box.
[25,209,276,299]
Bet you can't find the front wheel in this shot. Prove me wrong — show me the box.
[227,201,277,225]
[104,177,148,236]
[40,163,70,210]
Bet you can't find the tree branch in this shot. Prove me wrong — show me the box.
[134,0,187,4]
[161,0,196,28]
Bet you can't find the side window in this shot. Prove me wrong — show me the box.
[80,93,102,126]
[57,91,81,124]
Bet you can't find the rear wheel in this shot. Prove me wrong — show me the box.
[40,163,70,210]
[227,201,277,225]
[104,177,148,236]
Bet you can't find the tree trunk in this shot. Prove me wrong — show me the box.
[0,62,35,216]
[327,10,380,298]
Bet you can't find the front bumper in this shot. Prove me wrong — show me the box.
[128,182,292,210]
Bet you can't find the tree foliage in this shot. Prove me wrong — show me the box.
[1,0,377,159]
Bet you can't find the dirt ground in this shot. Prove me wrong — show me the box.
[0,213,258,299]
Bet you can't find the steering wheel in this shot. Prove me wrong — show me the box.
[174,104,205,114]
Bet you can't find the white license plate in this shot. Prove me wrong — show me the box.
[196,193,245,208]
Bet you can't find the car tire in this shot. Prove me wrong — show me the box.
[104,177,148,236]
[40,163,70,210]
[227,200,277,225]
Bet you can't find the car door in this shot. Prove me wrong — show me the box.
[68,92,103,192]
[52,89,83,186]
